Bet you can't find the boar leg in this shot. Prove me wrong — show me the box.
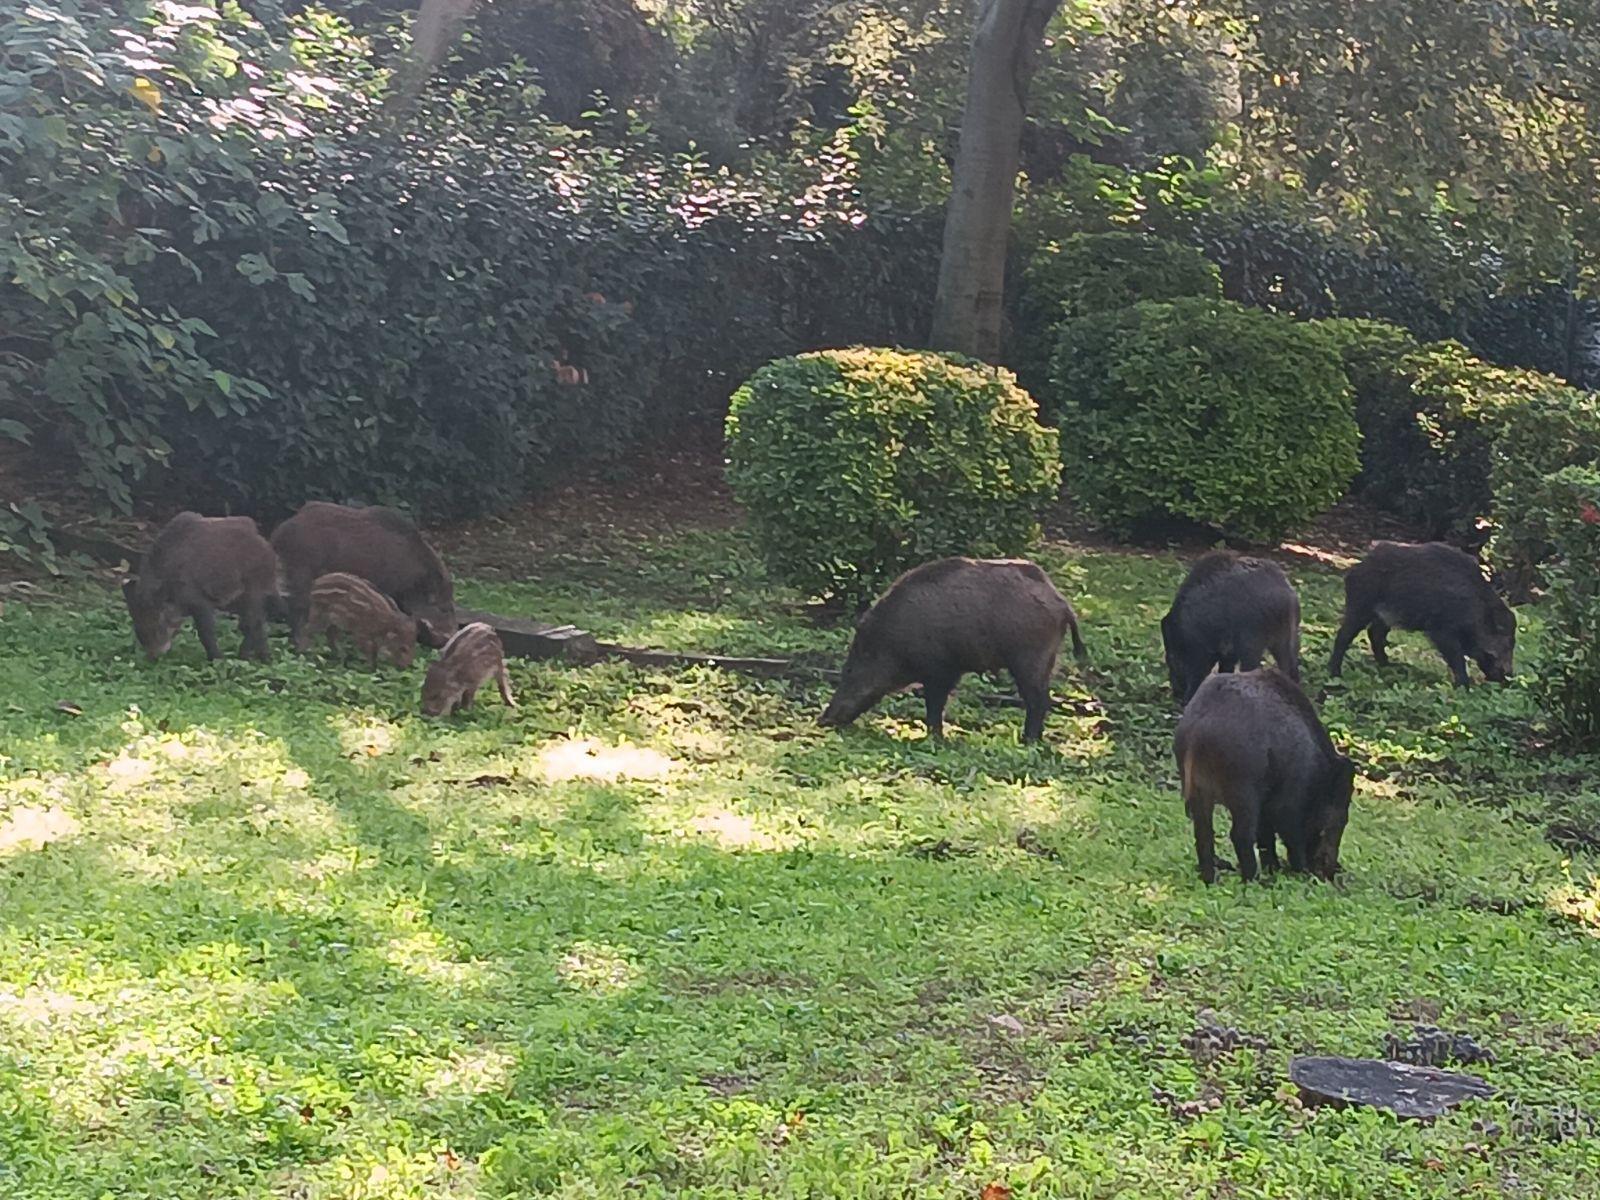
[460,687,477,709]
[1270,628,1301,683]
[1012,664,1052,744]
[188,605,223,661]
[1256,818,1280,873]
[1428,629,1472,687]
[1229,806,1261,882]
[1327,613,1367,677]
[1365,618,1391,667]
[921,673,958,740]
[497,667,518,708]
[325,628,339,653]
[239,593,271,662]
[365,640,380,670]
[1191,806,1218,885]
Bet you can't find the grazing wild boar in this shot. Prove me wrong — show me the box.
[303,572,417,669]
[271,501,456,647]
[421,622,517,717]
[818,557,1086,743]
[1328,541,1515,687]
[1174,669,1355,884]
[1161,550,1300,705]
[122,512,278,662]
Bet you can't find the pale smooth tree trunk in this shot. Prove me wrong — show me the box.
[928,0,1063,359]
[387,0,480,112]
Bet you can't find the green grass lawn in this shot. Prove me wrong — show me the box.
[2,527,1600,1198]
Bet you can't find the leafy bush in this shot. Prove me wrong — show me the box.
[1014,232,1220,392]
[1341,341,1592,544]
[1307,318,1421,496]
[1049,299,1358,541]
[1524,467,1600,745]
[1487,393,1600,597]
[725,349,1061,606]
[0,1,938,523]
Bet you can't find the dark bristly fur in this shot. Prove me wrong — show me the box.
[1174,669,1355,885]
[1328,541,1516,687]
[122,512,278,662]
[818,557,1086,743]
[271,502,456,648]
[304,572,418,669]
[421,622,516,717]
[1161,550,1301,705]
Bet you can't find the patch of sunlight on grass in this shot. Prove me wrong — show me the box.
[421,1046,517,1099]
[0,804,78,856]
[533,736,677,783]
[556,940,641,995]
[384,931,494,988]
[0,984,91,1029]
[334,712,403,760]
[683,805,800,852]
[1550,872,1600,936]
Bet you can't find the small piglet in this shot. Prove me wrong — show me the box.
[272,501,456,648]
[1174,669,1354,884]
[1161,550,1300,705]
[819,557,1085,743]
[122,512,278,662]
[1329,541,1515,686]
[421,623,517,717]
[303,573,417,669]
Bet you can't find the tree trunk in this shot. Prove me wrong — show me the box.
[928,0,1062,359]
[387,0,480,112]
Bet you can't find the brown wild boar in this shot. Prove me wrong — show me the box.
[1161,550,1300,705]
[421,623,517,717]
[1328,541,1515,687]
[1174,669,1355,884]
[303,572,417,669]
[122,512,278,662]
[271,502,456,647]
[818,557,1086,743]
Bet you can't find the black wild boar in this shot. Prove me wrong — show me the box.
[122,512,277,662]
[818,557,1086,743]
[303,573,418,669]
[271,502,456,647]
[421,622,517,717]
[1174,669,1355,884]
[1161,551,1300,705]
[1328,541,1515,687]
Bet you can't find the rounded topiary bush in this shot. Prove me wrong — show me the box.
[1050,299,1358,541]
[725,348,1061,606]
[1014,232,1222,392]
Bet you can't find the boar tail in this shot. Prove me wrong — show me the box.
[1180,743,1212,821]
[1066,612,1087,662]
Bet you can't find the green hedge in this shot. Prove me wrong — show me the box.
[725,349,1061,606]
[1013,232,1222,393]
[1049,299,1358,541]
[1516,467,1600,744]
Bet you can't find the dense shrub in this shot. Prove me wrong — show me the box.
[1012,232,1221,392]
[1341,342,1592,544]
[0,1,938,522]
[1487,393,1600,597]
[725,349,1061,606]
[1049,299,1358,541]
[1307,318,1420,497]
[1521,467,1600,745]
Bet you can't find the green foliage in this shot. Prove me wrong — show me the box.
[1307,317,1421,495]
[725,348,1060,605]
[1014,232,1221,391]
[1347,341,1593,544]
[1525,467,1600,745]
[1049,299,1359,541]
[1488,394,1600,597]
[4,524,1600,1196]
[1,1,939,521]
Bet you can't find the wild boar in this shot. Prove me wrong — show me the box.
[1161,551,1300,705]
[303,572,417,669]
[421,622,516,717]
[1328,541,1515,687]
[1174,669,1355,884]
[271,501,455,647]
[818,557,1086,743]
[122,511,277,662]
